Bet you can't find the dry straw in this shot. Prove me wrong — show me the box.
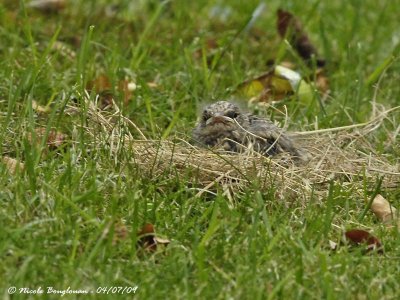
[78,97,399,202]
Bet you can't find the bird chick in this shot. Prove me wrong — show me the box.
[192,101,303,158]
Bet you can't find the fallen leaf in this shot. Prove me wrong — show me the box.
[128,82,138,91]
[2,156,25,174]
[119,79,135,105]
[154,237,171,244]
[314,68,330,94]
[86,80,114,107]
[371,194,400,230]
[239,77,265,99]
[32,100,50,114]
[146,82,158,89]
[137,223,157,252]
[371,194,397,223]
[28,128,67,151]
[28,0,66,13]
[274,65,303,91]
[204,38,218,50]
[344,229,383,254]
[267,60,329,95]
[278,60,297,70]
[328,240,338,250]
[277,9,325,66]
[237,65,313,103]
[43,129,66,150]
[137,223,170,253]
[86,74,134,108]
[63,36,82,49]
[87,74,111,93]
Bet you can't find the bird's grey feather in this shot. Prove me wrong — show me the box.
[192,101,304,159]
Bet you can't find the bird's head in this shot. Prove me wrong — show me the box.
[198,101,247,133]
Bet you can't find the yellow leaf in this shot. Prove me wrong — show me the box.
[239,80,264,98]
[274,65,301,90]
[237,65,313,104]
[32,100,50,114]
[270,76,292,93]
[297,81,314,104]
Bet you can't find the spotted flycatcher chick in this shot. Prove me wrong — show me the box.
[192,101,303,158]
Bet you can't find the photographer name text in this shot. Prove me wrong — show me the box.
[7,286,138,296]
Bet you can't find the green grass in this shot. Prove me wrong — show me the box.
[1,0,399,299]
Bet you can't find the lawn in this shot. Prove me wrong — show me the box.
[1,0,399,299]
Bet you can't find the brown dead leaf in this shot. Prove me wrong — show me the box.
[43,129,66,150]
[2,156,25,174]
[277,9,325,67]
[314,68,330,94]
[28,0,66,13]
[86,75,113,109]
[137,223,157,252]
[28,128,67,151]
[63,36,82,49]
[87,74,112,93]
[205,38,218,51]
[344,229,383,254]
[118,79,134,105]
[137,223,170,253]
[86,74,134,108]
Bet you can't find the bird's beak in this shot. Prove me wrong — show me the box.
[206,115,234,126]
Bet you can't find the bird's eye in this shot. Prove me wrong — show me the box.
[202,111,211,121]
[226,111,239,119]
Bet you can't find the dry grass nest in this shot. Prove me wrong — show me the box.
[77,99,400,202]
